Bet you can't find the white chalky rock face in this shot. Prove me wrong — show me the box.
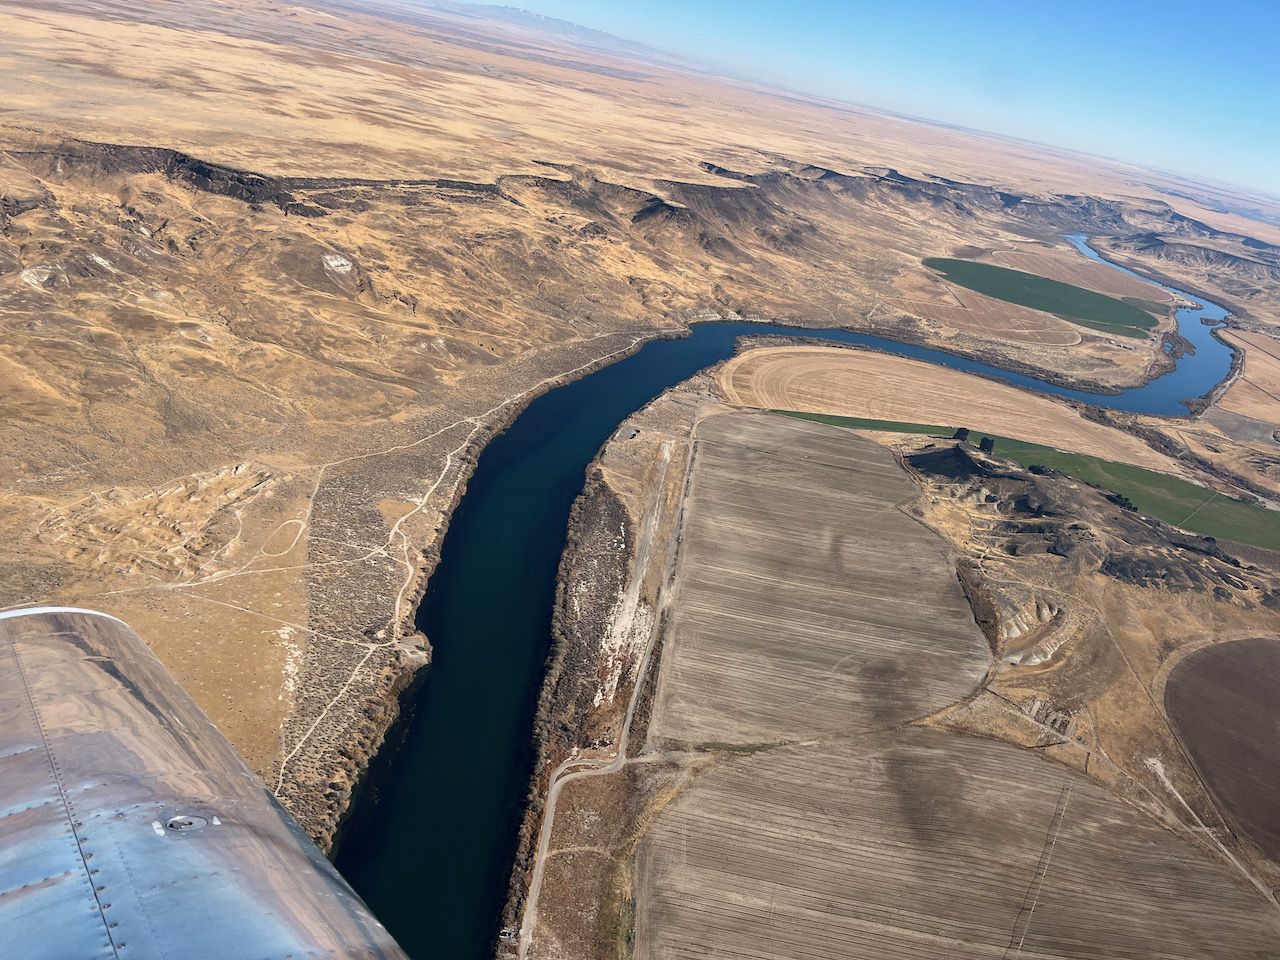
[89,253,117,272]
[20,264,56,288]
[322,253,353,274]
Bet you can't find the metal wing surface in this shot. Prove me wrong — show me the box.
[0,607,408,960]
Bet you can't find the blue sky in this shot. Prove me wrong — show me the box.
[466,0,1279,196]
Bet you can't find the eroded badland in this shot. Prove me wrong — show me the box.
[6,4,1280,941]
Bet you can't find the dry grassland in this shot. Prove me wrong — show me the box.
[719,345,1179,470]
[888,286,1085,345]
[529,758,702,960]
[637,730,1280,960]
[4,0,1274,224]
[1218,330,1280,425]
[4,1,1278,333]
[649,412,990,745]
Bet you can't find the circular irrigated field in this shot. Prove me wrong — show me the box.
[718,345,1177,470]
[1165,637,1280,861]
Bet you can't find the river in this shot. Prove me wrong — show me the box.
[332,241,1235,959]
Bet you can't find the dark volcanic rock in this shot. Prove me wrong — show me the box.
[909,442,1268,601]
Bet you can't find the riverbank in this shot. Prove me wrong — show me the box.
[498,372,715,943]
[281,327,681,848]
[317,305,1138,846]
[318,292,1221,850]
[514,359,1280,958]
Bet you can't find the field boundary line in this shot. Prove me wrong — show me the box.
[1004,784,1072,959]
[1175,490,1219,527]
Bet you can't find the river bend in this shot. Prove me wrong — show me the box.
[333,241,1235,958]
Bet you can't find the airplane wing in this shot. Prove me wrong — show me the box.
[0,607,408,960]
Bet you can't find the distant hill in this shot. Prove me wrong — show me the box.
[403,0,691,65]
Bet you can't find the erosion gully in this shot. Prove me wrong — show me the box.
[332,238,1234,959]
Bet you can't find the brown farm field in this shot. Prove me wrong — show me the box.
[523,390,1280,959]
[632,412,1280,958]
[1166,637,1280,863]
[1217,330,1280,425]
[718,345,1179,470]
[637,730,1280,960]
[887,286,1085,346]
[649,411,991,746]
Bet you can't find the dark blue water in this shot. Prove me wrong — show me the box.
[1061,233,1232,411]
[333,245,1236,959]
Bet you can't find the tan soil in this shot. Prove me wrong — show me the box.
[986,242,1179,303]
[4,0,1279,852]
[887,287,1085,345]
[719,344,1181,470]
[1218,330,1280,425]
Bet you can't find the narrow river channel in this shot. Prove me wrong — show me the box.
[332,241,1235,959]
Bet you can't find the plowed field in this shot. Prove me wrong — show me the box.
[1166,637,1280,862]
[649,412,990,745]
[637,730,1280,960]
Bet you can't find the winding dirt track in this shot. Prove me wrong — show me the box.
[517,434,695,960]
[719,345,1180,471]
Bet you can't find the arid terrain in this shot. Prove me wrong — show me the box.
[517,350,1280,958]
[721,345,1177,467]
[5,0,1280,860]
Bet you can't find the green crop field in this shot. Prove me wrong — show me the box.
[773,411,953,436]
[922,258,1159,338]
[1122,296,1173,317]
[774,410,1280,551]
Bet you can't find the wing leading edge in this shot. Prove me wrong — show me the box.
[0,607,408,960]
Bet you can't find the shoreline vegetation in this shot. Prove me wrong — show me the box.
[774,409,1280,550]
